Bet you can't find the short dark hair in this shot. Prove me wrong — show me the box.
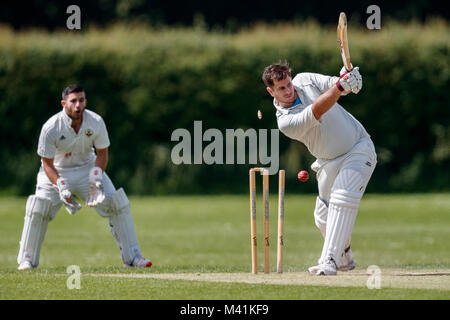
[62,84,84,100]
[262,62,292,88]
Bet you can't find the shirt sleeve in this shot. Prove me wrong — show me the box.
[94,118,110,149]
[294,73,338,94]
[37,125,57,159]
[277,105,320,140]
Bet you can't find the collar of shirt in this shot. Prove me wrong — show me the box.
[61,108,87,132]
[273,86,304,115]
[61,108,73,127]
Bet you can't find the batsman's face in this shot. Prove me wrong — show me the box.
[267,77,296,107]
[61,92,87,121]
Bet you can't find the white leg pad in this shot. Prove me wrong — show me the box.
[108,188,142,264]
[321,200,358,267]
[314,196,328,239]
[319,169,364,267]
[17,196,52,267]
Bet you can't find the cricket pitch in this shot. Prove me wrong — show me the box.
[86,269,450,291]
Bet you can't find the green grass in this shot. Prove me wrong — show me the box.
[1,194,450,300]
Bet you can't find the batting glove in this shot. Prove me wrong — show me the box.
[350,67,362,94]
[339,64,353,76]
[86,166,105,207]
[56,177,82,214]
[336,67,362,94]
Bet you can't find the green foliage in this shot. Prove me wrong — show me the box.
[0,21,448,195]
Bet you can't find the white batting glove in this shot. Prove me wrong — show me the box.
[340,64,353,76]
[336,72,357,92]
[85,166,105,207]
[336,67,362,94]
[56,177,82,214]
[339,65,354,95]
[350,67,363,94]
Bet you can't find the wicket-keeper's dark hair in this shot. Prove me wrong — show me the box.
[62,84,84,100]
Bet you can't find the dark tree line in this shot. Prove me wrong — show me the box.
[1,0,448,30]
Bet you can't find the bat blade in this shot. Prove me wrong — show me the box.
[337,12,352,72]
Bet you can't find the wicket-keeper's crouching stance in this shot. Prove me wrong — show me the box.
[263,63,376,275]
[17,85,152,270]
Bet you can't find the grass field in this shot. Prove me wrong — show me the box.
[1,193,449,301]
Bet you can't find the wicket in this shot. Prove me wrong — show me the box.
[249,168,285,274]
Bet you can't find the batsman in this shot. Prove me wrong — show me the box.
[17,85,152,270]
[262,61,376,275]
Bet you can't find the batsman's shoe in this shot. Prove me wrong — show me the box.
[338,246,356,272]
[123,257,152,268]
[18,260,34,271]
[308,257,337,276]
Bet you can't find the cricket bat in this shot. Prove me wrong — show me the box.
[337,12,352,72]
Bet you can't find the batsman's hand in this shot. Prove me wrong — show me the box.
[339,65,353,76]
[86,166,105,207]
[57,177,82,214]
[336,67,362,94]
[349,66,362,94]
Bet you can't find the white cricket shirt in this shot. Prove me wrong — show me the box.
[275,72,370,160]
[37,109,110,170]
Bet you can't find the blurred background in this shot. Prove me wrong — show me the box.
[0,0,448,195]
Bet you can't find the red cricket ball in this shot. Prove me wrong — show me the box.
[297,170,309,182]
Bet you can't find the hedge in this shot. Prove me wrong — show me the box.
[0,21,448,195]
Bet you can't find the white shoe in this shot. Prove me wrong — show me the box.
[309,257,337,276]
[123,257,152,268]
[338,246,356,271]
[308,264,322,275]
[18,261,33,271]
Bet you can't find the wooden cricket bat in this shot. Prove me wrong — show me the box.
[337,12,352,72]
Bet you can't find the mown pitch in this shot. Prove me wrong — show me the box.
[85,269,450,291]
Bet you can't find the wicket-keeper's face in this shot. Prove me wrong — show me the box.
[61,92,87,120]
[267,76,297,107]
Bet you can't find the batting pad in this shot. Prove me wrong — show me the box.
[320,200,358,267]
[319,169,364,266]
[314,196,328,239]
[108,188,142,264]
[17,195,52,266]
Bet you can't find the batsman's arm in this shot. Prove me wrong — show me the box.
[94,147,108,172]
[296,73,351,96]
[41,157,60,185]
[294,73,336,94]
[311,85,342,120]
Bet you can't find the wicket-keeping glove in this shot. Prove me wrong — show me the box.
[56,177,82,214]
[85,166,105,207]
